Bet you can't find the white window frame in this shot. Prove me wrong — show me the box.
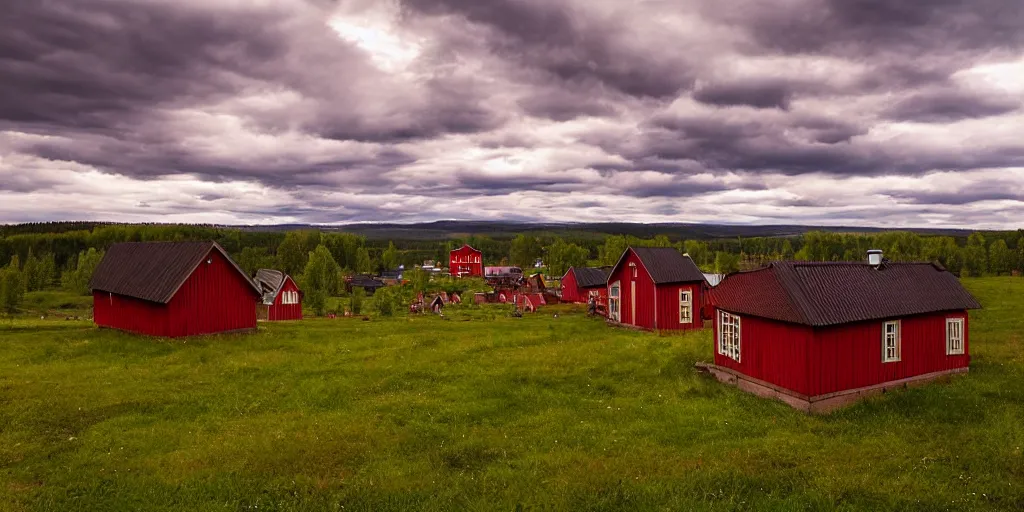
[717,311,741,362]
[882,320,901,363]
[679,290,693,324]
[946,318,964,355]
[609,281,621,322]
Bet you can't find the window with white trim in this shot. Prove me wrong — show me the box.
[609,281,621,322]
[717,311,741,362]
[679,290,692,324]
[882,320,901,362]
[946,318,964,355]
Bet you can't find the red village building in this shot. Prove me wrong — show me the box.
[606,247,707,331]
[704,255,982,412]
[449,244,483,278]
[255,269,303,321]
[560,267,609,304]
[90,241,262,337]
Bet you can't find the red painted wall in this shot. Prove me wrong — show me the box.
[607,249,705,331]
[94,249,258,337]
[560,269,583,303]
[713,312,815,396]
[655,282,704,331]
[712,308,970,397]
[607,250,656,328]
[268,276,303,321]
[808,311,970,396]
[449,245,483,278]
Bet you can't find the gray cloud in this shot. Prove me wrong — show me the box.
[884,88,1021,123]
[693,81,794,110]
[1,0,1023,226]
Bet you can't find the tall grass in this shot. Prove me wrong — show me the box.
[0,279,1022,510]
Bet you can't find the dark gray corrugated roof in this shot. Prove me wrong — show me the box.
[572,267,609,288]
[711,261,982,326]
[626,247,706,284]
[90,241,260,303]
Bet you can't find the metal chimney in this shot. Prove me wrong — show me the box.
[867,250,883,267]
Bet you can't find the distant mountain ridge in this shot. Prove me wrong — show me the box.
[233,221,978,240]
[1,220,982,240]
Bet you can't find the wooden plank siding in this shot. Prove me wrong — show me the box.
[713,313,815,396]
[560,269,583,303]
[711,308,970,398]
[94,249,258,337]
[808,311,969,396]
[267,276,303,321]
[655,282,704,331]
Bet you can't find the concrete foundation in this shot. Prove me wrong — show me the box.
[695,363,969,413]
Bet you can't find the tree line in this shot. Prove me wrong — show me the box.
[3,223,1023,315]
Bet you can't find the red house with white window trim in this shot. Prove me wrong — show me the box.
[449,244,483,278]
[91,241,261,337]
[606,247,707,331]
[560,267,609,304]
[255,269,303,321]
[704,256,981,412]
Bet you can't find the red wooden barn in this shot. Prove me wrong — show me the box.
[91,241,261,337]
[606,247,707,331]
[705,257,982,412]
[449,244,483,278]
[560,267,609,304]
[255,269,303,321]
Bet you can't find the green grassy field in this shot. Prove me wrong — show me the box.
[1,279,1022,511]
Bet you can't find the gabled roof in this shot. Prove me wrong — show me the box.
[611,247,706,285]
[570,267,609,288]
[90,241,260,304]
[710,261,982,327]
[451,244,481,254]
[255,269,298,305]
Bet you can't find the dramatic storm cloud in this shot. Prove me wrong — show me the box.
[1,0,1023,227]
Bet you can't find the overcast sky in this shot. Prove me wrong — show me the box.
[2,0,1023,228]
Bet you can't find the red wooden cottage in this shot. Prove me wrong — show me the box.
[606,247,707,331]
[560,267,609,304]
[705,256,982,412]
[91,241,262,337]
[255,269,303,321]
[449,244,483,278]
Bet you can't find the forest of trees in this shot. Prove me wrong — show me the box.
[2,222,1023,315]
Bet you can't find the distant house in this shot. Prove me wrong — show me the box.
[347,274,385,295]
[705,253,982,412]
[379,266,404,285]
[450,245,483,278]
[91,241,261,337]
[606,247,707,331]
[255,269,303,321]
[560,267,609,304]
